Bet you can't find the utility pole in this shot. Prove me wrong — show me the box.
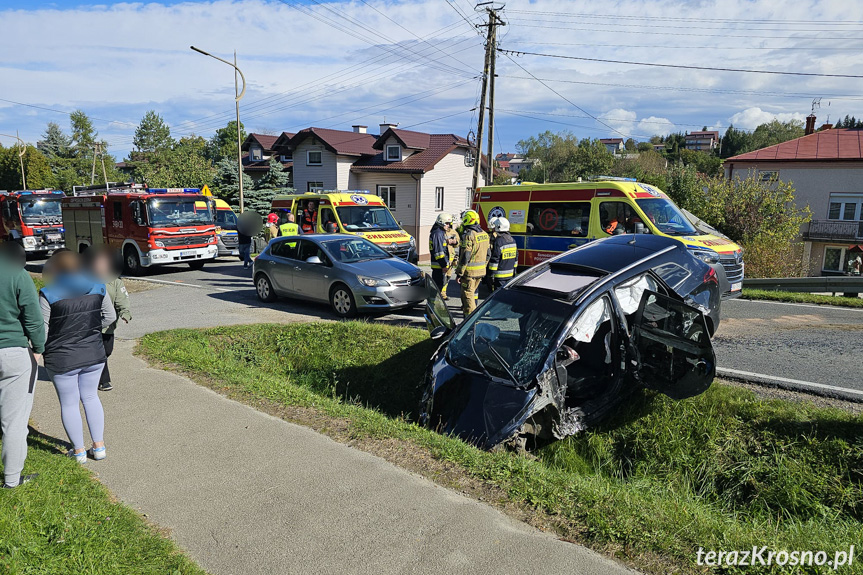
[485,17,498,185]
[472,4,505,192]
[234,50,244,213]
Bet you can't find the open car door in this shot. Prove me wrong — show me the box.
[632,290,715,400]
[424,276,456,338]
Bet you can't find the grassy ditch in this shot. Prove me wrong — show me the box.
[140,322,863,574]
[0,430,205,575]
[742,288,863,308]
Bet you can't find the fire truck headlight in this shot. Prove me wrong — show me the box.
[23,237,37,247]
[154,240,166,248]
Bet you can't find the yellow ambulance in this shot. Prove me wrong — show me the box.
[473,179,744,296]
[271,191,417,262]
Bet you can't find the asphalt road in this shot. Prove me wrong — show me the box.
[714,298,863,394]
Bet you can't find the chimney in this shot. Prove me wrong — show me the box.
[352,125,367,134]
[379,122,398,135]
[805,114,817,135]
[818,123,834,131]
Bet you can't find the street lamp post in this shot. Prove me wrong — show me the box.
[191,46,247,212]
[0,132,27,189]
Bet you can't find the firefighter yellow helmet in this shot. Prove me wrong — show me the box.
[461,210,480,227]
[436,212,453,226]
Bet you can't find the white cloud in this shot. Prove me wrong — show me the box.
[728,107,807,130]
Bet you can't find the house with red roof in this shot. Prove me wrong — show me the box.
[285,123,485,260]
[724,127,863,276]
[685,131,720,152]
[241,132,293,185]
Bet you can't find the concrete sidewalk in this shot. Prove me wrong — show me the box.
[31,339,633,575]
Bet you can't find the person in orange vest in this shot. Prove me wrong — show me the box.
[301,200,317,233]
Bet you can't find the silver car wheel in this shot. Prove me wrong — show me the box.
[333,289,352,315]
[257,277,269,299]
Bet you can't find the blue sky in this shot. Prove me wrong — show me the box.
[1,0,861,161]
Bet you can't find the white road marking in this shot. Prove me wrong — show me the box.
[718,367,863,399]
[126,276,234,292]
[732,298,863,312]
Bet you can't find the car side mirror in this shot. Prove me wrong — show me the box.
[430,325,448,340]
[306,256,323,265]
[634,222,645,234]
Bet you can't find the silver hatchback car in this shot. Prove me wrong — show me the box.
[253,234,426,317]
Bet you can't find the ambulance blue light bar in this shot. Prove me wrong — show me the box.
[14,190,65,195]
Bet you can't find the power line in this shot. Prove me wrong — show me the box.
[500,48,863,79]
[496,74,863,101]
[509,17,863,33]
[504,40,863,51]
[503,9,863,25]
[498,51,630,138]
[510,23,863,41]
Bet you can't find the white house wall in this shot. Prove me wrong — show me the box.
[292,140,339,192]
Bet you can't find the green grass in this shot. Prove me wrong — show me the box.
[140,322,863,574]
[742,288,863,308]
[0,431,205,575]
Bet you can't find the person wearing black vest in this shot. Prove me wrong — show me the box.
[40,251,116,464]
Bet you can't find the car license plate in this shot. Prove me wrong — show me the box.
[47,234,61,241]
[731,282,742,292]
[181,250,196,257]
[231,250,239,256]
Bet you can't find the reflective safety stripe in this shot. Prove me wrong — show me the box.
[465,262,485,270]
[430,249,446,259]
[430,261,443,269]
[493,269,514,278]
[488,263,499,271]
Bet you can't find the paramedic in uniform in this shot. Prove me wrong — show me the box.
[487,216,517,290]
[454,210,489,317]
[428,213,453,298]
[301,200,317,233]
[443,223,459,300]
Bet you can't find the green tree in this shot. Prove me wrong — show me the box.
[0,145,55,191]
[211,158,253,209]
[573,138,614,179]
[749,119,804,151]
[624,138,637,152]
[37,122,72,160]
[133,136,215,188]
[207,120,246,163]
[699,172,811,277]
[516,130,579,182]
[610,149,668,189]
[719,124,752,158]
[636,141,653,152]
[679,148,723,176]
[664,162,705,215]
[50,111,125,190]
[132,111,174,154]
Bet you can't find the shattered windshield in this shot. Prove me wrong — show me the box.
[448,290,571,386]
[147,198,213,227]
[635,198,697,236]
[19,197,62,224]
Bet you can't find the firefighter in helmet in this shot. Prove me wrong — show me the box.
[454,209,489,316]
[487,216,517,290]
[429,212,454,299]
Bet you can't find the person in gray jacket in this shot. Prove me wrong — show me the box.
[0,242,46,489]
[84,248,132,391]
[40,251,115,464]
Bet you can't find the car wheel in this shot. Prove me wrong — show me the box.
[330,283,357,318]
[123,246,142,276]
[255,273,277,302]
[188,260,206,270]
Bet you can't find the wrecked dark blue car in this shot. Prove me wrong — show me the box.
[419,234,720,450]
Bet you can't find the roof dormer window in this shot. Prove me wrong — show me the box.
[386,144,401,162]
[250,146,263,161]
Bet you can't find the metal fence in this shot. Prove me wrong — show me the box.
[743,276,863,294]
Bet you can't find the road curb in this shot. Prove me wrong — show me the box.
[717,368,863,403]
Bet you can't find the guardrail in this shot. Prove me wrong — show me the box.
[743,276,863,294]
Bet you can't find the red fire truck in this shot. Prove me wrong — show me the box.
[0,189,67,255]
[62,183,218,274]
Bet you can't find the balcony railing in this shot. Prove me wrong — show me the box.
[805,219,863,241]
